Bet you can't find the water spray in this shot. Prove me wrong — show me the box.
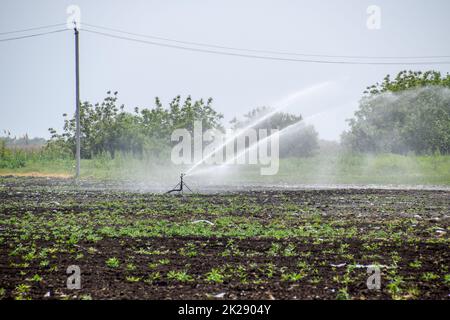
[185,110,329,178]
[167,173,193,194]
[184,81,334,176]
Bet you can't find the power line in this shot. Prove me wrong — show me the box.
[0,29,69,42]
[0,21,448,65]
[0,23,66,35]
[83,22,450,60]
[83,28,450,65]
[1,21,449,63]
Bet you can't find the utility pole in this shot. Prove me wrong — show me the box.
[74,25,80,179]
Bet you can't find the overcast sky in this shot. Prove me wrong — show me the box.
[1,0,449,141]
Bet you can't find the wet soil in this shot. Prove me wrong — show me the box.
[0,177,448,300]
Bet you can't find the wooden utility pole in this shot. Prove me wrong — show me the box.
[74,26,80,178]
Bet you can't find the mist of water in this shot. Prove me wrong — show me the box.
[185,81,334,175]
[184,110,327,181]
[101,85,450,192]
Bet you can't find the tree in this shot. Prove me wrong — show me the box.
[342,70,450,154]
[231,106,319,157]
[49,92,223,159]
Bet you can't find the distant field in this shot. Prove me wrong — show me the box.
[1,153,449,186]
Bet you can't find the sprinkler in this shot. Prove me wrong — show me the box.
[167,173,193,194]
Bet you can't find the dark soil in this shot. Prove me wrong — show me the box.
[0,177,448,300]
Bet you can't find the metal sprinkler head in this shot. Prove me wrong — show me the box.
[167,172,192,194]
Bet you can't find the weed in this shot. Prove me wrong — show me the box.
[206,268,224,283]
[167,270,193,282]
[39,260,49,268]
[14,284,31,300]
[336,288,351,300]
[444,274,450,284]
[421,272,439,281]
[387,276,404,299]
[106,257,120,268]
[281,272,305,282]
[126,263,136,272]
[145,272,161,283]
[283,243,297,257]
[267,243,281,257]
[409,260,422,269]
[28,274,43,282]
[126,276,141,282]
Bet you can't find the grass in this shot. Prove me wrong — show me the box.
[0,142,73,175]
[276,153,450,185]
[1,148,449,185]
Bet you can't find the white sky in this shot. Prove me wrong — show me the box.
[1,0,449,141]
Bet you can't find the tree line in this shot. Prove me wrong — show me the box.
[342,70,450,154]
[48,93,319,160]
[46,70,450,160]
